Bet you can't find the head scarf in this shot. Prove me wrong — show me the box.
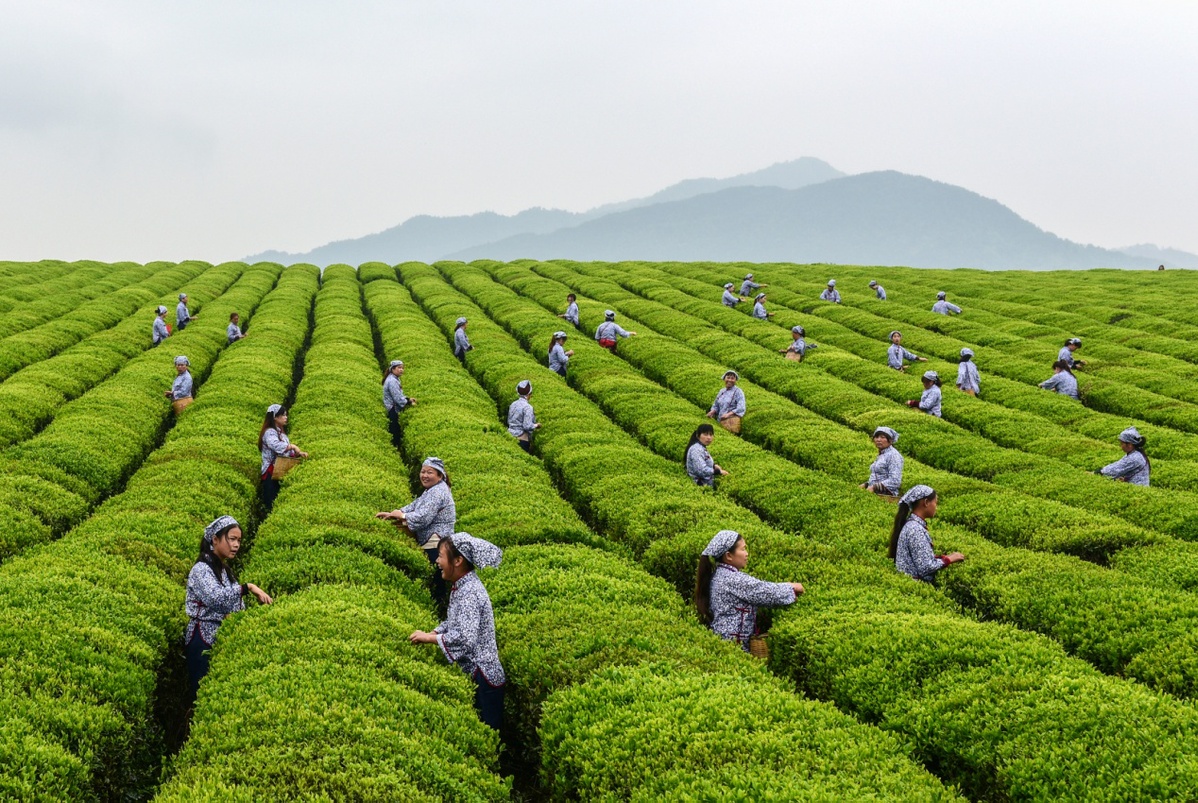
[174,355,190,366]
[156,305,167,315]
[455,317,467,327]
[179,293,188,301]
[448,532,503,569]
[900,485,935,506]
[960,348,974,358]
[744,273,754,280]
[702,529,741,558]
[723,370,739,381]
[422,456,447,478]
[266,403,283,415]
[791,325,805,336]
[1067,337,1082,346]
[873,426,899,444]
[724,282,734,289]
[937,291,947,299]
[827,279,836,287]
[1118,427,1145,446]
[604,310,616,320]
[389,359,404,369]
[922,370,939,382]
[889,330,901,340]
[869,280,878,287]
[553,331,567,339]
[517,380,532,395]
[203,515,239,544]
[755,293,766,301]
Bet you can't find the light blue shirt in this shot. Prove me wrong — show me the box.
[887,344,919,370]
[171,371,193,400]
[383,374,408,412]
[956,361,980,393]
[710,386,746,418]
[932,300,962,315]
[549,343,569,373]
[751,302,768,319]
[1099,451,1149,487]
[1041,371,1079,399]
[919,385,942,417]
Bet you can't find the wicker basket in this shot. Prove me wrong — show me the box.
[748,634,769,661]
[171,397,193,414]
[272,455,302,479]
[720,415,742,435]
[784,351,802,362]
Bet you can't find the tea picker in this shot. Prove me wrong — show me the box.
[259,403,307,511]
[507,380,540,453]
[685,423,727,487]
[707,370,746,434]
[376,456,456,610]
[165,355,193,413]
[887,331,927,371]
[889,485,964,582]
[595,310,636,352]
[861,426,903,498]
[779,325,817,362]
[176,292,196,330]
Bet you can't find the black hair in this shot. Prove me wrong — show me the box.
[1052,359,1074,375]
[383,363,402,384]
[685,423,716,462]
[567,293,576,301]
[959,354,973,363]
[548,333,566,350]
[923,375,943,388]
[888,491,937,560]
[694,534,744,625]
[1128,435,1151,471]
[258,408,286,451]
[229,311,239,321]
[197,524,240,586]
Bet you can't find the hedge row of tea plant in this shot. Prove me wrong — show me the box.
[0,264,316,801]
[0,263,274,560]
[0,260,83,308]
[652,260,1198,461]
[0,260,158,338]
[0,260,211,450]
[156,264,509,802]
[414,260,1198,798]
[478,260,1198,695]
[394,261,962,799]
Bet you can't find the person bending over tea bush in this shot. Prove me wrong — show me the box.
[889,485,964,582]
[695,530,803,651]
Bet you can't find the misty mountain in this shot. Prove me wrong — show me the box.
[1117,243,1198,269]
[447,172,1155,270]
[245,158,843,264]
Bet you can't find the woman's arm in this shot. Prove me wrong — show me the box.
[729,571,799,607]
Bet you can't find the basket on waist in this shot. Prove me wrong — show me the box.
[748,634,769,661]
[171,397,193,414]
[272,455,302,479]
[720,415,742,435]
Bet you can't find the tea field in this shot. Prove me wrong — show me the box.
[3,257,1198,800]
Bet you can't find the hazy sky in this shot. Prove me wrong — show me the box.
[2,1,1195,262]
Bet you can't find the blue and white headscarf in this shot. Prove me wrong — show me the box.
[423,456,448,478]
[900,485,935,506]
[873,426,899,444]
[204,515,239,544]
[174,355,190,366]
[448,532,503,569]
[702,529,741,558]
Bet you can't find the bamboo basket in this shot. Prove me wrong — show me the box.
[171,397,193,414]
[784,351,802,363]
[272,455,302,479]
[748,634,769,661]
[720,415,742,435]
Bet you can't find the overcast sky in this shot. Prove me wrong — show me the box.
[1,0,1195,262]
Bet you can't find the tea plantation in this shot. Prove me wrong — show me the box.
[3,257,1198,800]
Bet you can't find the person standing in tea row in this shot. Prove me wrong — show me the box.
[177,292,196,330]
[740,273,765,296]
[507,380,540,453]
[453,317,472,360]
[694,529,803,651]
[558,293,580,329]
[1040,360,1080,399]
[708,371,746,430]
[751,293,775,319]
[861,426,903,497]
[1097,427,1150,486]
[376,456,456,610]
[548,331,573,377]
[152,305,170,345]
[1059,338,1086,368]
[165,356,193,402]
[931,292,961,315]
[685,423,727,487]
[956,348,980,396]
[779,325,817,361]
[383,359,415,448]
[889,485,964,582]
[887,331,927,371]
[869,280,887,300]
[722,283,747,307]
[259,403,307,511]
[409,532,506,730]
[227,312,244,344]
[820,280,841,303]
[908,370,943,417]
[595,310,636,351]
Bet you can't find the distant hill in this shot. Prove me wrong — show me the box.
[1117,243,1198,269]
[245,158,843,264]
[447,171,1154,270]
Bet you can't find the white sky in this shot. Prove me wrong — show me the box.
[1,0,1195,262]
